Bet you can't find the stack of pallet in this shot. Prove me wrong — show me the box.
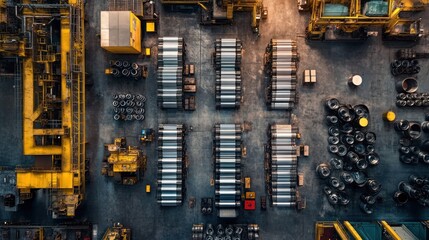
[214,39,242,109]
[214,123,242,218]
[157,37,184,109]
[157,124,186,206]
[269,124,299,207]
[266,39,299,110]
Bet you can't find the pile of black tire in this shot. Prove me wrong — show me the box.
[391,59,420,76]
[109,60,142,79]
[112,93,146,121]
[316,98,382,214]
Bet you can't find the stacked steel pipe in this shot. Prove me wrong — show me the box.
[214,124,242,216]
[157,37,184,109]
[394,116,429,165]
[214,39,242,109]
[265,39,298,110]
[269,124,299,207]
[157,124,186,206]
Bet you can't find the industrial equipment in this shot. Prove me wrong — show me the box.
[265,39,299,110]
[0,222,92,240]
[157,37,185,109]
[215,39,242,109]
[140,128,154,143]
[214,123,242,218]
[267,124,300,207]
[0,0,87,218]
[192,223,260,240]
[305,0,424,40]
[102,223,131,240]
[102,138,146,185]
[157,124,187,206]
[100,11,142,54]
[315,221,429,240]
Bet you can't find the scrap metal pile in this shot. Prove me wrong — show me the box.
[267,124,300,207]
[157,37,184,109]
[214,39,242,109]
[112,93,146,121]
[157,124,186,206]
[393,175,429,206]
[394,115,429,165]
[317,98,382,214]
[192,223,260,240]
[265,39,299,110]
[214,123,242,217]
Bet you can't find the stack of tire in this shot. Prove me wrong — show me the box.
[110,60,142,79]
[112,94,145,121]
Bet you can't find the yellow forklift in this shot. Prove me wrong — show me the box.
[102,138,146,185]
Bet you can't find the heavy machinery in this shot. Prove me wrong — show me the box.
[0,0,86,218]
[161,0,265,33]
[305,0,424,40]
[102,223,131,240]
[102,138,146,185]
[0,223,92,240]
[315,221,429,239]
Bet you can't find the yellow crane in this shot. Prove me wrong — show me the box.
[102,138,146,185]
[2,0,87,218]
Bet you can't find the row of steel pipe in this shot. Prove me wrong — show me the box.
[157,124,186,206]
[215,39,242,109]
[270,124,299,207]
[157,37,184,109]
[266,39,298,110]
[214,124,242,210]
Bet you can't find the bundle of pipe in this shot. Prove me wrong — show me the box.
[214,124,242,212]
[266,39,298,110]
[157,37,184,109]
[214,39,242,109]
[157,124,185,206]
[270,124,299,207]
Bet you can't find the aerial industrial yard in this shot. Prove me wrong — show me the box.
[1,0,429,239]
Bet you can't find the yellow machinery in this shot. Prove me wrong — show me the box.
[161,0,265,33]
[102,138,146,185]
[102,223,131,240]
[2,0,87,218]
[315,221,429,239]
[306,0,424,40]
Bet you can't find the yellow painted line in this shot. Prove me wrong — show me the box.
[344,221,363,240]
[380,221,401,240]
[333,222,349,240]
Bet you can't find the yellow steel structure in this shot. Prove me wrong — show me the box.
[103,138,146,185]
[222,0,263,31]
[15,0,86,218]
[306,0,422,40]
